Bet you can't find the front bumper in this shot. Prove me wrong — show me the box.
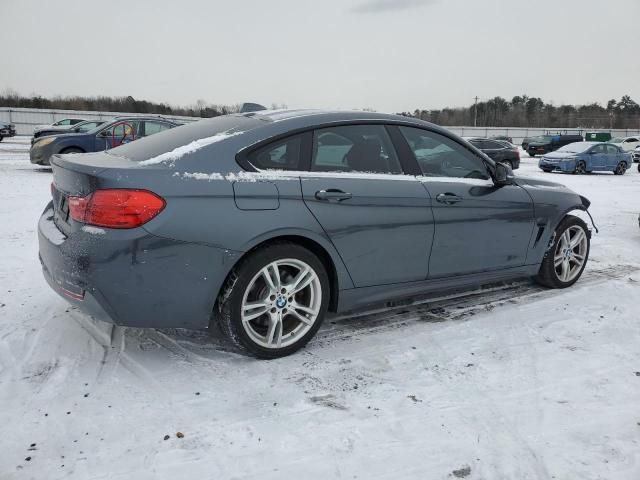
[538,158,575,172]
[30,143,53,165]
[38,203,238,330]
[0,127,16,137]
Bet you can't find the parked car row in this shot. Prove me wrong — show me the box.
[30,116,180,165]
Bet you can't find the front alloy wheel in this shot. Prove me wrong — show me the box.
[574,160,586,174]
[216,243,329,358]
[536,216,590,288]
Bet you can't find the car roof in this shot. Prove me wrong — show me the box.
[243,108,430,126]
[232,109,452,139]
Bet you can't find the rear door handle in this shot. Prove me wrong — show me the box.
[436,193,463,205]
[315,189,352,201]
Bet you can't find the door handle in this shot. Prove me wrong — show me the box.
[436,193,463,205]
[315,189,352,201]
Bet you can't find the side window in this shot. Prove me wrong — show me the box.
[606,144,619,154]
[247,135,302,171]
[591,145,605,154]
[144,121,172,137]
[102,121,141,145]
[311,125,402,174]
[399,126,490,179]
[486,140,505,149]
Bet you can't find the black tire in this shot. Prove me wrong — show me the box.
[0,136,4,142]
[541,168,552,173]
[216,243,330,359]
[535,215,590,289]
[637,163,640,173]
[60,147,84,154]
[613,162,626,175]
[573,160,586,174]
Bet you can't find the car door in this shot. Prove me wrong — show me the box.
[484,139,509,163]
[95,120,142,150]
[588,144,606,169]
[605,144,623,168]
[300,124,434,287]
[397,126,535,278]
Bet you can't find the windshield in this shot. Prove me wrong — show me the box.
[76,121,104,132]
[609,137,624,143]
[557,142,592,153]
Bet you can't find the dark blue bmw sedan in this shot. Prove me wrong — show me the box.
[38,110,594,358]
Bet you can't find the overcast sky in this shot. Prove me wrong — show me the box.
[1,0,638,112]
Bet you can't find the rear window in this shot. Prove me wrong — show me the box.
[110,115,263,162]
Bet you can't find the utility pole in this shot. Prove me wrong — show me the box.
[473,96,479,127]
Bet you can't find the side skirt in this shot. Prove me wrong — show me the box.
[337,264,540,313]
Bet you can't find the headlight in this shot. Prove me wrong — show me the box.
[34,137,56,147]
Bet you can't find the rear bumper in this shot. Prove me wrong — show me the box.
[38,203,240,329]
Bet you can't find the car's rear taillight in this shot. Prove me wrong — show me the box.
[68,189,166,229]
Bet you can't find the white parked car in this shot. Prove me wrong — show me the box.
[632,145,640,163]
[609,136,640,152]
[33,118,86,136]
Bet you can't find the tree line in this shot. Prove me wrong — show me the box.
[0,89,243,118]
[399,94,640,129]
[1,88,639,129]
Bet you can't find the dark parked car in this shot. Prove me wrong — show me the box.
[39,110,593,358]
[527,133,584,156]
[32,119,106,144]
[0,121,16,141]
[30,116,180,165]
[467,138,520,169]
[539,142,632,174]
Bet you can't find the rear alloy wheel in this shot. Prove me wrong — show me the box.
[614,162,627,175]
[574,160,586,174]
[217,243,329,358]
[535,216,590,288]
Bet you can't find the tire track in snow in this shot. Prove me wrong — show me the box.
[314,264,638,345]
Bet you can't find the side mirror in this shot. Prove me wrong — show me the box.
[493,162,514,186]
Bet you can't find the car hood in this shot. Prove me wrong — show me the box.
[35,125,73,134]
[514,176,572,191]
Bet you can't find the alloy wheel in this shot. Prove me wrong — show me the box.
[553,226,588,282]
[240,259,322,349]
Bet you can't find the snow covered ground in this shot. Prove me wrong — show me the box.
[1,136,639,480]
